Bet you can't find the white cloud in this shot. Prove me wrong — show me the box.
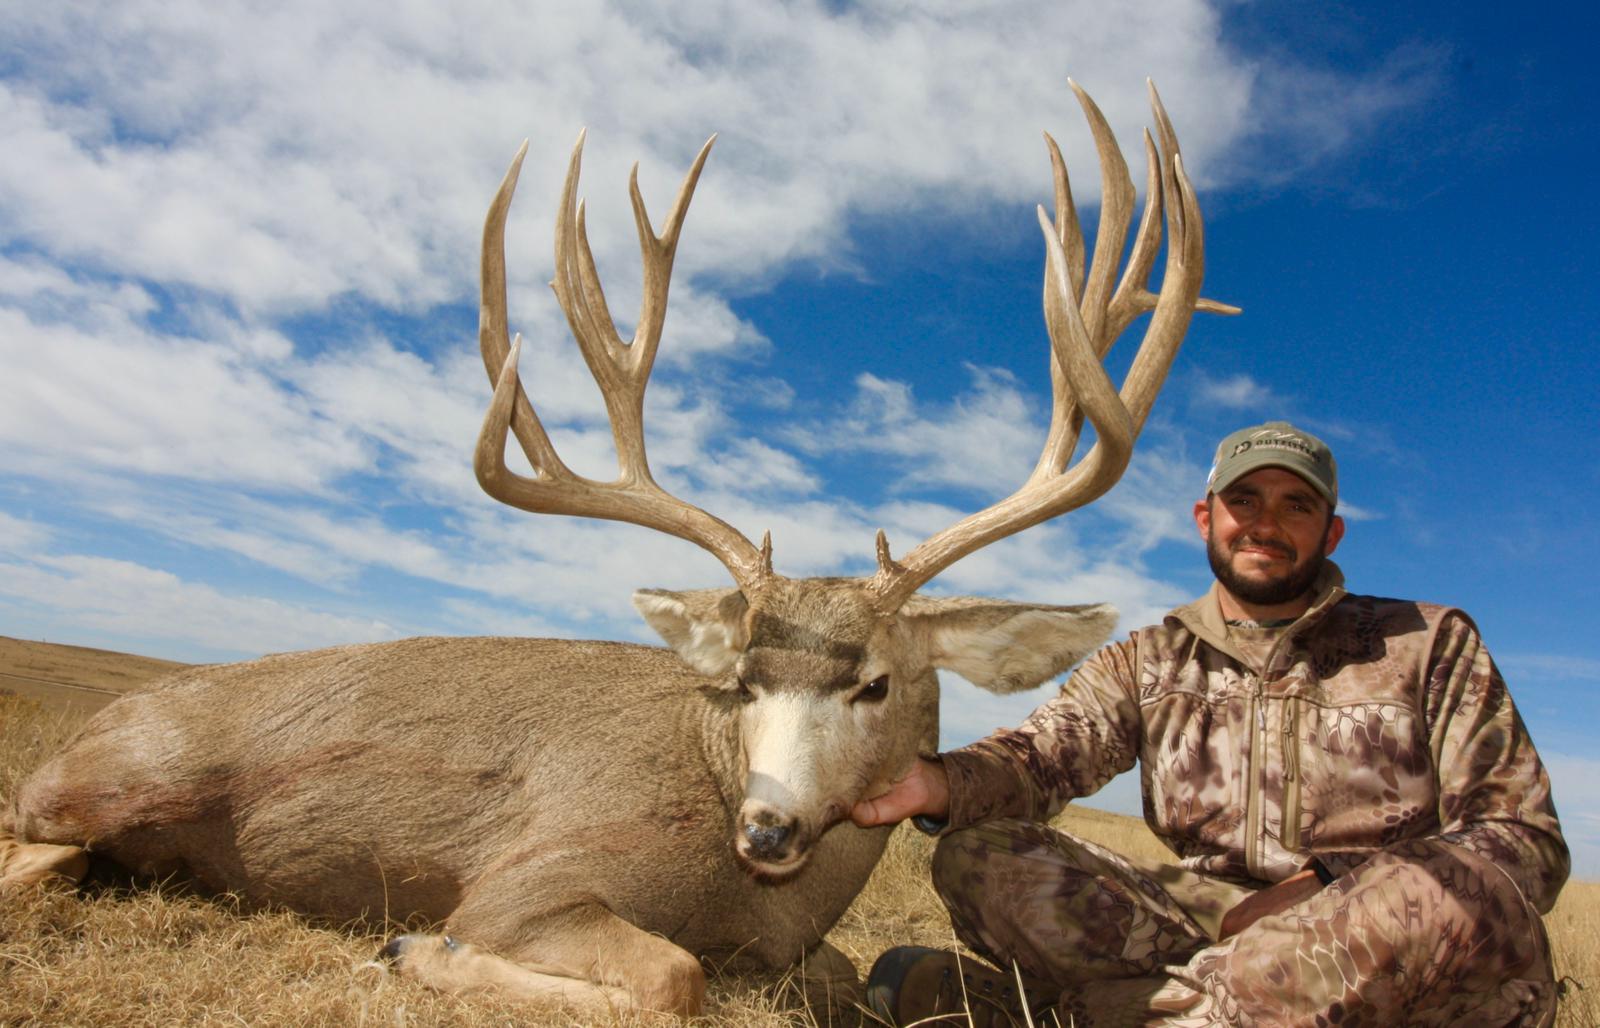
[1095,433,1209,556]
[1333,500,1381,522]
[1190,371,1282,411]
[1,0,1408,328]
[1538,751,1600,879]
[0,302,371,490]
[695,439,823,496]
[802,366,1045,497]
[0,554,400,659]
[1224,42,1449,189]
[0,511,53,554]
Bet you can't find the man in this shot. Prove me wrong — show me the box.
[854,421,1568,1027]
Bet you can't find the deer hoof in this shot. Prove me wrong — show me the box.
[378,933,460,965]
[378,934,417,963]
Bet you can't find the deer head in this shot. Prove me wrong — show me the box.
[474,81,1237,878]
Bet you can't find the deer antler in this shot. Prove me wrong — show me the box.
[474,132,774,593]
[866,80,1240,613]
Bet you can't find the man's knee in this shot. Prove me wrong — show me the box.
[1209,839,1556,1025]
[931,824,996,909]
[1357,839,1553,981]
[930,819,1061,907]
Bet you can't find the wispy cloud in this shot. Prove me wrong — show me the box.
[0,511,53,554]
[1500,653,1600,685]
[1190,371,1284,411]
[798,366,1043,498]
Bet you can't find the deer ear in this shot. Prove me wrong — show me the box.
[633,588,750,677]
[901,597,1118,694]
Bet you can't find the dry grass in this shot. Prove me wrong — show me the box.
[4,652,1598,1026]
[1549,880,1600,1027]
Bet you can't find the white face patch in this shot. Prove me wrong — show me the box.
[741,691,849,816]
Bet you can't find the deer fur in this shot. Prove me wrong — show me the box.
[5,581,1115,1016]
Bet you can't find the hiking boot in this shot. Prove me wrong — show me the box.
[865,945,1058,1027]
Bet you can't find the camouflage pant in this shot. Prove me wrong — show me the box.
[931,819,1558,1027]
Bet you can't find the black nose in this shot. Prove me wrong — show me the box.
[743,820,793,859]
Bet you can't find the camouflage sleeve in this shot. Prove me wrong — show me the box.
[1424,611,1569,913]
[937,636,1143,830]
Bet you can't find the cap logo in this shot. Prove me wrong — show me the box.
[1240,432,1321,464]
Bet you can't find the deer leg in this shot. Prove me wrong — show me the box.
[382,901,706,1017]
[0,809,85,891]
[0,835,89,891]
[377,932,635,1019]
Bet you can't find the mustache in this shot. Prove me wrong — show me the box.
[1231,537,1296,561]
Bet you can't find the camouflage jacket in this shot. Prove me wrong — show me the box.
[940,564,1570,912]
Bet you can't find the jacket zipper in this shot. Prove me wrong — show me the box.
[1244,677,1265,878]
[1282,703,1301,847]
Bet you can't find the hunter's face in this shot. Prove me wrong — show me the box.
[1196,467,1344,608]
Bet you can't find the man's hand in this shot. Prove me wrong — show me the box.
[850,757,950,827]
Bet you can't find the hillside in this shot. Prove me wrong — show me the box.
[0,635,190,715]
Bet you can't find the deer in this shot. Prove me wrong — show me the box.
[1,81,1236,1019]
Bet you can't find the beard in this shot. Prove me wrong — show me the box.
[1206,532,1328,607]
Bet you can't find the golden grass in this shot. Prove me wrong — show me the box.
[1548,880,1600,1027]
[3,676,1597,1025]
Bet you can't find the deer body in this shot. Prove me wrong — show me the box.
[13,583,1114,1015]
[16,637,881,959]
[3,81,1235,1017]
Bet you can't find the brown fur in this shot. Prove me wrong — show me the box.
[5,583,1115,1015]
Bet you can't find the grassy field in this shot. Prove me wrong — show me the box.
[2,639,1596,1026]
[0,636,186,717]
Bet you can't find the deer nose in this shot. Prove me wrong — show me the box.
[742,818,795,860]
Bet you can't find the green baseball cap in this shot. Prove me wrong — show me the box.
[1206,421,1338,506]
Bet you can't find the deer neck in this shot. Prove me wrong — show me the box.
[696,692,747,819]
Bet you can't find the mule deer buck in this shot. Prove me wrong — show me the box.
[2,81,1235,1018]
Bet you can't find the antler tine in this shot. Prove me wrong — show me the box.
[480,139,572,482]
[1030,80,1139,484]
[1119,82,1238,433]
[1072,79,1138,348]
[631,135,716,380]
[553,133,718,484]
[554,134,631,444]
[1106,83,1241,342]
[1103,129,1167,343]
[1044,132,1086,307]
[867,80,1238,614]
[474,134,773,594]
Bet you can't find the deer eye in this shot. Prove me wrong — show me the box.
[853,675,890,704]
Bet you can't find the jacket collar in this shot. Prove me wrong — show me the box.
[1170,561,1347,654]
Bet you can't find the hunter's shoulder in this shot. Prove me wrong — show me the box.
[1321,593,1476,634]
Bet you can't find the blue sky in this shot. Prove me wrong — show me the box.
[2,1,1596,876]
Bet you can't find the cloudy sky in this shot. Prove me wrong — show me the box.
[2,1,1596,875]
